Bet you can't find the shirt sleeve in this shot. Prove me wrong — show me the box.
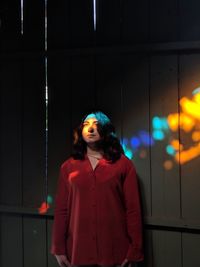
[51,166,69,255]
[123,160,144,262]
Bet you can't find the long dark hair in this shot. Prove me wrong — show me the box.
[71,111,124,162]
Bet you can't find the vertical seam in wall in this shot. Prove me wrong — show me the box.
[46,218,49,267]
[148,0,151,42]
[120,73,124,144]
[177,54,182,220]
[93,50,97,107]
[177,52,183,267]
[21,50,25,267]
[119,0,123,44]
[69,57,73,154]
[22,215,25,267]
[148,54,153,217]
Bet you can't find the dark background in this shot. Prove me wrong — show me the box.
[1,0,200,266]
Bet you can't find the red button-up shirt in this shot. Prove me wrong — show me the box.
[51,154,143,265]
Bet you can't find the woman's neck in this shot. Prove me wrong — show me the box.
[86,146,103,157]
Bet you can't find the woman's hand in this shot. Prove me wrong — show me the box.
[120,258,131,267]
[55,254,71,267]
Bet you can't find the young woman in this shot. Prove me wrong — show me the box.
[51,111,143,267]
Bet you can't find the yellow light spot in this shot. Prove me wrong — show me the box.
[180,97,200,121]
[193,92,200,104]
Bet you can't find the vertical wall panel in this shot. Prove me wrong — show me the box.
[70,0,94,47]
[182,233,200,267]
[180,0,200,41]
[179,55,200,221]
[23,0,45,50]
[0,58,22,205]
[122,0,149,43]
[95,55,122,138]
[70,56,95,128]
[143,229,153,267]
[96,0,122,45]
[0,0,21,51]
[47,219,58,267]
[122,55,151,216]
[152,230,182,267]
[0,215,23,267]
[150,0,179,42]
[48,0,71,49]
[22,57,46,208]
[23,217,47,267]
[150,55,180,218]
[48,55,71,212]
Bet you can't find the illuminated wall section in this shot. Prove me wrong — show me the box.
[122,88,200,170]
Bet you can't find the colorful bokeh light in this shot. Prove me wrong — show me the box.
[122,88,200,168]
[38,194,53,214]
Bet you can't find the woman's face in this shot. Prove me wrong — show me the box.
[82,116,101,145]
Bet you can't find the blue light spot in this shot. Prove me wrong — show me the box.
[149,135,155,146]
[161,118,169,130]
[152,130,165,140]
[121,138,128,146]
[152,117,162,130]
[192,87,200,95]
[152,117,169,131]
[125,149,133,159]
[139,131,155,146]
[47,195,53,204]
[166,145,175,155]
[130,137,140,149]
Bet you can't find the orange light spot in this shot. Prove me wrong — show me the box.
[163,160,173,170]
[139,149,147,158]
[192,131,200,142]
[170,139,183,151]
[167,113,195,132]
[180,113,195,132]
[167,113,178,131]
[175,143,200,164]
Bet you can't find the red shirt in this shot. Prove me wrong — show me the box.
[51,154,143,265]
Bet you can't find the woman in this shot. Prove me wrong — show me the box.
[51,111,143,267]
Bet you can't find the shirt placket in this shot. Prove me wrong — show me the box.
[90,168,99,263]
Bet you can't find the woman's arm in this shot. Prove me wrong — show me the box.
[123,160,144,263]
[51,166,69,256]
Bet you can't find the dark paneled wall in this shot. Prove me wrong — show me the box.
[1,1,200,267]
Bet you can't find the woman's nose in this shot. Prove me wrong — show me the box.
[88,126,94,133]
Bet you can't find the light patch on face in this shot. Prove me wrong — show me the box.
[82,116,101,144]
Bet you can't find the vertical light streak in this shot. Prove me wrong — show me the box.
[21,0,24,34]
[45,0,48,208]
[93,0,97,31]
